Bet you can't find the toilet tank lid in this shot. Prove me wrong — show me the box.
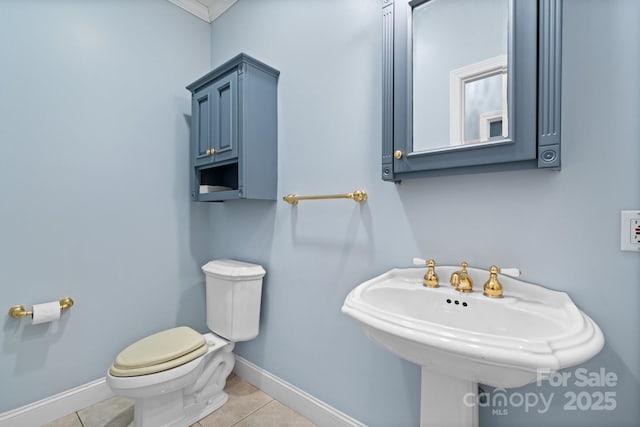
[202,259,266,280]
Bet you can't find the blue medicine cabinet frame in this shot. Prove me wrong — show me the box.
[382,0,562,181]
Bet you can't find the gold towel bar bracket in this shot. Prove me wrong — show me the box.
[8,297,74,319]
[282,189,368,205]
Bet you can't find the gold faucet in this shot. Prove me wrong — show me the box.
[450,262,473,293]
[423,259,439,288]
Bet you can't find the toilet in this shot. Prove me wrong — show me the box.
[106,259,265,427]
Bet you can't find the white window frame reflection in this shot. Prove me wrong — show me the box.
[449,55,508,146]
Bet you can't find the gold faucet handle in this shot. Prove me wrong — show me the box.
[413,257,439,287]
[483,265,503,298]
[482,265,521,297]
[482,266,521,298]
[424,259,439,288]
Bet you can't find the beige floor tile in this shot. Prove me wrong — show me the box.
[41,412,83,427]
[234,400,317,427]
[42,374,315,427]
[198,375,273,427]
[77,395,134,427]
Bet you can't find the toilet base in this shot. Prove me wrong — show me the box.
[112,334,236,427]
[128,390,229,427]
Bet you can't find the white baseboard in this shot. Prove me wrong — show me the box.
[233,356,366,427]
[0,378,114,427]
[1,358,365,427]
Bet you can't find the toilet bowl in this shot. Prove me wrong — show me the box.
[106,259,265,427]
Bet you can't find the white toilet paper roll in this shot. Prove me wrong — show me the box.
[32,301,61,325]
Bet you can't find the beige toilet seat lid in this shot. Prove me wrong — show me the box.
[110,326,207,377]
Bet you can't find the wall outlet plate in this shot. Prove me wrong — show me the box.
[620,210,640,251]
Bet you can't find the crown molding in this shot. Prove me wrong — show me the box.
[168,0,238,23]
[206,0,239,21]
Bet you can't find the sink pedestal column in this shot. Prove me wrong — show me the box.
[421,368,478,427]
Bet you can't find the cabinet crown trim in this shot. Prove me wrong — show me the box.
[187,53,280,93]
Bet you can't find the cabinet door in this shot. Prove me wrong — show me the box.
[192,86,214,168]
[210,72,239,164]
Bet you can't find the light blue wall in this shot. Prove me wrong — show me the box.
[209,0,639,426]
[1,0,637,425]
[0,0,211,412]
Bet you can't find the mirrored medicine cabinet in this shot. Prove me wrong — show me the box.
[382,0,562,181]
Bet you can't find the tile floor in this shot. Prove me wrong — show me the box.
[44,374,316,427]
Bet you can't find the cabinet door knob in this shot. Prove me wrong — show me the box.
[205,149,216,156]
[394,150,404,160]
[205,149,211,155]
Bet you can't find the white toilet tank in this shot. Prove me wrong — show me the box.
[201,259,266,342]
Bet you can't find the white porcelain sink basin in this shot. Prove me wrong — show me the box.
[342,266,604,389]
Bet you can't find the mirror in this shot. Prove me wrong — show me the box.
[412,0,509,152]
[381,0,562,181]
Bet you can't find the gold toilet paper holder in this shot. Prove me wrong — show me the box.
[8,297,74,319]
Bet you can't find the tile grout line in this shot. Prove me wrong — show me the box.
[227,397,274,427]
[75,411,85,427]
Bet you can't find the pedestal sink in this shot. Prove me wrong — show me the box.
[341,264,604,427]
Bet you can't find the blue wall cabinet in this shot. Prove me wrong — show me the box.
[187,54,279,201]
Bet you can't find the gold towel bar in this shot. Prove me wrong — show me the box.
[8,297,74,319]
[282,190,368,205]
